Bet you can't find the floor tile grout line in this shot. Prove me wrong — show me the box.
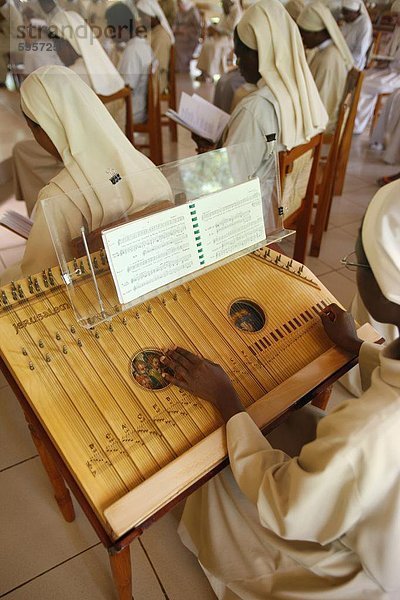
[0,542,101,598]
[0,454,38,473]
[139,538,170,599]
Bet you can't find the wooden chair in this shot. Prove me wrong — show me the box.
[279,133,323,263]
[333,68,364,196]
[160,45,178,142]
[366,29,383,68]
[133,65,164,165]
[98,86,134,144]
[310,69,364,256]
[370,91,390,134]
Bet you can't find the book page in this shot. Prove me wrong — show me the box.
[102,205,200,304]
[177,93,230,142]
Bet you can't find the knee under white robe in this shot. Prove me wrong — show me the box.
[370,88,400,164]
[307,40,349,134]
[179,338,400,599]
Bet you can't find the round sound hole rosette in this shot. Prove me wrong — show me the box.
[229,299,266,333]
[131,349,174,390]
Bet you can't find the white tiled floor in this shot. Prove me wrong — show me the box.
[0,74,397,599]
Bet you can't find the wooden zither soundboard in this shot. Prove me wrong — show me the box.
[0,247,377,540]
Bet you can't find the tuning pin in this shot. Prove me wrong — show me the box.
[94,331,100,339]
[186,285,191,294]
[70,326,76,334]
[48,269,55,286]
[62,345,68,354]
[93,256,99,270]
[17,284,24,299]
[79,260,85,274]
[38,340,44,348]
[77,339,83,347]
[45,354,51,362]
[1,290,8,305]
[42,270,49,288]
[172,293,177,301]
[10,282,18,301]
[122,316,127,325]
[27,276,34,294]
[34,278,41,292]
[100,249,106,265]
[22,348,28,356]
[134,311,140,319]
[146,305,152,313]
[108,324,114,332]
[29,361,34,371]
[55,332,61,341]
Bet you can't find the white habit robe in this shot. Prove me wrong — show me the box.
[370,87,400,164]
[196,3,242,76]
[307,39,349,133]
[118,36,155,125]
[354,27,400,133]
[179,337,400,599]
[341,12,373,70]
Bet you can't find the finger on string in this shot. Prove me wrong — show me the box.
[320,310,336,323]
[163,372,192,393]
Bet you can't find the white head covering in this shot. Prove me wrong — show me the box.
[285,0,305,21]
[49,11,125,95]
[20,65,171,230]
[342,0,361,11]
[236,0,328,150]
[136,0,175,42]
[392,0,400,12]
[298,2,354,69]
[362,181,400,305]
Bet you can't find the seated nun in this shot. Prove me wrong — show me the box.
[370,87,400,164]
[136,0,174,92]
[354,0,400,133]
[297,1,354,133]
[13,10,127,216]
[194,0,328,176]
[1,65,171,285]
[196,0,241,82]
[340,0,373,70]
[163,181,400,600]
[106,3,155,125]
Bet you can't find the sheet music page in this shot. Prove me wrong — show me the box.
[102,179,265,305]
[102,205,199,304]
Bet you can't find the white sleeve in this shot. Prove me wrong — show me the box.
[227,411,362,543]
[118,45,142,91]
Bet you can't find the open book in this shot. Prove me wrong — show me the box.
[165,93,230,143]
[0,210,33,239]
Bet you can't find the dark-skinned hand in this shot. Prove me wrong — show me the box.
[191,132,217,154]
[320,303,363,355]
[161,347,245,423]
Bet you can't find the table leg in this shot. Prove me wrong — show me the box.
[109,545,132,600]
[26,416,76,522]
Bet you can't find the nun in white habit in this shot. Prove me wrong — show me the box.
[354,0,400,133]
[195,0,328,169]
[298,1,354,133]
[13,10,127,216]
[163,181,400,599]
[2,65,171,284]
[136,0,174,92]
[370,87,400,164]
[340,0,373,70]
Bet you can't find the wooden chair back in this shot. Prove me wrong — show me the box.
[279,133,323,263]
[160,45,178,142]
[134,64,164,165]
[97,86,134,144]
[333,68,365,196]
[366,29,383,68]
[310,77,354,256]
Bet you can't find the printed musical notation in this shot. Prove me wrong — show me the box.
[102,179,265,305]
